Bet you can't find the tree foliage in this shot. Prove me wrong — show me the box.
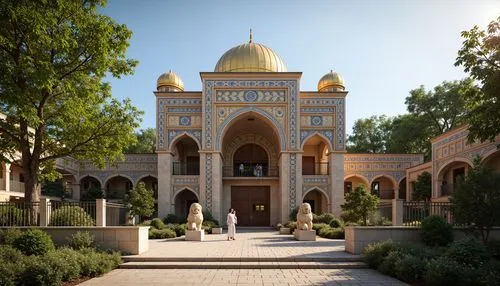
[0,0,142,203]
[124,182,155,221]
[412,172,432,201]
[347,115,392,153]
[456,17,500,143]
[124,128,156,153]
[341,184,379,226]
[450,157,500,244]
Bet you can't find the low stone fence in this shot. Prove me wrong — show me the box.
[1,226,149,255]
[345,226,500,255]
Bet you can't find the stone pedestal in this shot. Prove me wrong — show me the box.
[294,229,316,241]
[185,230,204,241]
[212,227,222,234]
[279,227,291,235]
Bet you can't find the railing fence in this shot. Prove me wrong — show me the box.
[403,201,454,226]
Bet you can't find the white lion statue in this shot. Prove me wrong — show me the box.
[296,202,313,231]
[187,202,203,231]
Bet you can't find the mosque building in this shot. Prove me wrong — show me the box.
[1,34,498,226]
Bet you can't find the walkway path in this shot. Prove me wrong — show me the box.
[79,228,407,285]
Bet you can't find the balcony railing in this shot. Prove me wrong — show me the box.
[223,166,279,177]
[441,184,453,196]
[173,162,200,175]
[302,162,329,175]
[378,189,394,200]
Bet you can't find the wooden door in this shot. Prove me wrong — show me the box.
[231,186,270,226]
[303,156,315,175]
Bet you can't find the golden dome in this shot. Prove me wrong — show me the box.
[214,31,287,72]
[318,70,345,92]
[156,70,184,92]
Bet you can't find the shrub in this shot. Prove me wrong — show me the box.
[487,239,500,259]
[0,206,23,226]
[202,220,218,234]
[313,213,336,224]
[312,223,330,234]
[479,260,500,285]
[425,257,478,286]
[13,228,55,256]
[44,249,81,281]
[444,237,490,267]
[149,228,176,239]
[78,248,122,277]
[289,207,298,221]
[68,231,94,250]
[49,205,95,226]
[0,228,23,245]
[173,224,186,237]
[318,227,345,239]
[329,218,343,228]
[378,250,404,276]
[202,210,219,226]
[420,215,453,246]
[394,254,427,282]
[164,214,181,224]
[362,240,397,268]
[20,255,63,286]
[150,218,166,229]
[285,221,297,232]
[398,243,444,260]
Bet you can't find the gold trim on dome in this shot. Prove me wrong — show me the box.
[214,40,287,72]
[318,70,345,92]
[157,70,184,91]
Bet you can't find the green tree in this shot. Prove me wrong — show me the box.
[124,182,155,222]
[412,172,432,201]
[341,184,379,226]
[450,157,500,244]
[385,114,433,160]
[124,128,156,153]
[347,115,392,153]
[80,187,105,201]
[0,0,142,204]
[456,17,500,143]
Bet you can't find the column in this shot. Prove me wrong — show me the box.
[96,199,106,227]
[329,153,345,216]
[279,153,290,223]
[157,152,173,219]
[39,198,50,227]
[211,152,223,223]
[4,163,10,192]
[392,199,403,226]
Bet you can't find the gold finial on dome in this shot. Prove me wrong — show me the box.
[156,70,184,92]
[214,35,287,72]
[318,70,345,92]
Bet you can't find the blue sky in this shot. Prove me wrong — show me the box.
[101,0,499,135]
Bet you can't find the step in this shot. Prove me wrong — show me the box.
[119,261,368,269]
[122,256,363,263]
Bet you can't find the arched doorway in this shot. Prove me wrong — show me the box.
[233,144,268,177]
[344,175,369,195]
[171,136,200,175]
[303,188,329,214]
[398,178,407,200]
[174,189,198,221]
[371,176,396,200]
[437,160,472,197]
[301,134,331,175]
[483,150,500,173]
[79,176,101,200]
[105,176,133,200]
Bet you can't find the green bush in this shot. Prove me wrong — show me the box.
[0,245,25,285]
[78,248,122,277]
[285,221,297,232]
[487,239,500,259]
[49,205,95,226]
[13,229,55,256]
[479,260,500,285]
[173,224,186,237]
[420,215,453,246]
[0,206,24,226]
[425,257,478,286]
[0,228,23,245]
[394,254,427,282]
[444,237,490,267]
[289,207,298,221]
[149,228,176,239]
[202,210,219,226]
[164,214,181,224]
[362,240,397,268]
[312,223,330,234]
[20,255,63,286]
[150,218,166,229]
[313,213,336,224]
[68,231,94,250]
[378,250,404,276]
[318,227,345,239]
[398,243,444,260]
[202,220,218,234]
[329,218,343,228]
[44,249,81,282]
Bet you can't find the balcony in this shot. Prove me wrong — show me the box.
[223,166,279,177]
[302,162,329,175]
[378,190,394,200]
[441,184,453,196]
[173,162,200,175]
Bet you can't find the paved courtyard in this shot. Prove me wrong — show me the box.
[80,228,407,285]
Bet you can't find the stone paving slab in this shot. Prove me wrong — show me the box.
[79,268,408,285]
[119,261,367,269]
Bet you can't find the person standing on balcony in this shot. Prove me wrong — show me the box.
[239,163,244,176]
[227,208,237,240]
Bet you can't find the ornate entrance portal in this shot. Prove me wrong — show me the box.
[231,186,270,226]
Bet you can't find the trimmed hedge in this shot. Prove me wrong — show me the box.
[420,215,453,247]
[150,218,166,230]
[49,206,95,226]
[149,228,176,239]
[362,240,398,268]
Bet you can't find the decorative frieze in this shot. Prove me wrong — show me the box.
[289,153,297,212]
[215,90,286,103]
[303,176,329,185]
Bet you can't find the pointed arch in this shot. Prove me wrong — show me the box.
[78,175,103,187]
[173,187,200,201]
[168,132,201,151]
[371,174,398,189]
[302,186,330,203]
[436,157,473,179]
[216,107,286,151]
[103,174,135,188]
[300,132,334,151]
[344,174,370,187]
[135,174,158,186]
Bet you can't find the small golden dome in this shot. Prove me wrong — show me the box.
[214,31,287,72]
[318,70,345,92]
[156,70,184,92]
